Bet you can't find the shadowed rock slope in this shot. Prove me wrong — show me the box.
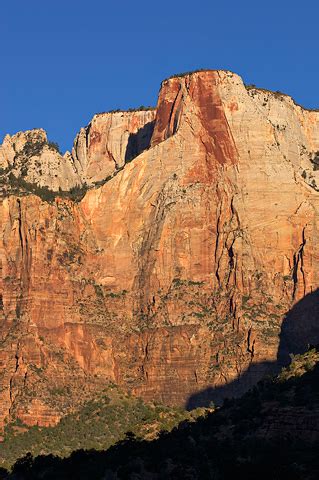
[0,384,204,471]
[3,347,319,479]
[1,70,319,428]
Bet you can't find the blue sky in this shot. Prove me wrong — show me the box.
[1,0,318,152]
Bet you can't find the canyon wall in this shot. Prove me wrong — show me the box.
[1,70,319,427]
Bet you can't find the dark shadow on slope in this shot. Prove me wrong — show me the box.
[0,467,8,478]
[186,360,276,409]
[6,357,319,480]
[186,289,319,409]
[124,121,155,163]
[277,289,319,364]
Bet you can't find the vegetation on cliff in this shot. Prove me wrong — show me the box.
[0,136,88,202]
[2,172,88,202]
[0,385,204,471]
[104,106,156,114]
[162,68,235,83]
[14,139,61,158]
[1,348,319,478]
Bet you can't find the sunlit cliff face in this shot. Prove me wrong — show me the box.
[1,70,319,427]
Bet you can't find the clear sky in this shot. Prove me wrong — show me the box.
[1,0,319,152]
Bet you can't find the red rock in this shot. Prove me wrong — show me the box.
[1,70,319,427]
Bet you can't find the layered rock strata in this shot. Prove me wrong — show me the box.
[1,70,319,427]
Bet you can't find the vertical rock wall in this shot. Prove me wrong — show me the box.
[1,70,319,426]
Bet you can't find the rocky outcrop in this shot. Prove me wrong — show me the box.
[1,70,319,428]
[0,129,81,193]
[0,110,156,197]
[72,110,156,185]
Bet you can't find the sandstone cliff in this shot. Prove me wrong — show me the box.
[1,70,319,428]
